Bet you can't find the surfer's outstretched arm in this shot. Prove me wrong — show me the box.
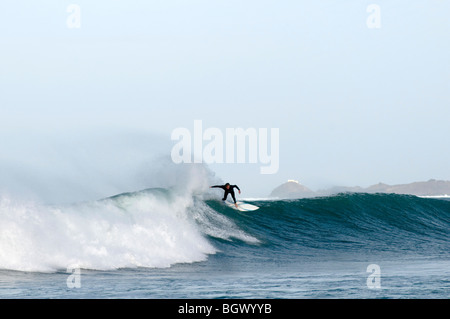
[210,185,225,190]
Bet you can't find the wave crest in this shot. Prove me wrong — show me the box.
[0,188,218,272]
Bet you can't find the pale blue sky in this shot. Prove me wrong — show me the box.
[1,1,449,202]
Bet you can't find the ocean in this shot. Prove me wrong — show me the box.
[0,187,449,299]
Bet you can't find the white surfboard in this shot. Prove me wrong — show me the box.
[225,201,259,212]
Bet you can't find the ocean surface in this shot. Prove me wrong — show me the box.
[0,188,449,299]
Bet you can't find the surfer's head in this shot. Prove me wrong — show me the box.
[225,183,230,189]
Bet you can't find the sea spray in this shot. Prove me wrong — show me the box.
[0,188,217,272]
[0,160,259,272]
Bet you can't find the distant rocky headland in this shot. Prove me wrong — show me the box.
[269,179,450,199]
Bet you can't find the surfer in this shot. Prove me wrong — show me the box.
[210,183,241,208]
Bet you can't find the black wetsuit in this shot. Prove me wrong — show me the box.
[211,184,240,203]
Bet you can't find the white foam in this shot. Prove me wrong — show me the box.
[0,160,259,272]
[188,199,260,244]
[0,190,216,272]
[418,194,450,198]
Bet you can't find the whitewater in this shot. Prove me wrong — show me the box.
[0,164,449,298]
[0,181,256,272]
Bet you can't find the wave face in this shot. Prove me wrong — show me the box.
[207,193,450,261]
[1,190,449,272]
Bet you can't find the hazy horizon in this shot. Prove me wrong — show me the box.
[1,1,449,202]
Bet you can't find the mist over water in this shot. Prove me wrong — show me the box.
[0,127,239,273]
[0,128,177,204]
[0,156,228,272]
